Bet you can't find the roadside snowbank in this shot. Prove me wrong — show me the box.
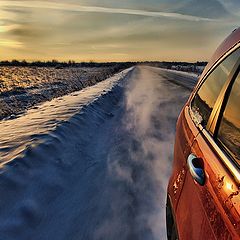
[152,67,198,91]
[159,67,199,78]
[0,67,134,240]
[0,68,133,165]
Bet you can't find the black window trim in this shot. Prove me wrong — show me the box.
[207,58,240,136]
[214,62,240,137]
[189,43,240,114]
[214,64,240,165]
[188,43,240,184]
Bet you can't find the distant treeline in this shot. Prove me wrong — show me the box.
[0,59,207,69]
[0,60,136,69]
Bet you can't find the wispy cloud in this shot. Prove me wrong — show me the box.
[0,39,23,48]
[0,0,216,22]
[0,0,235,61]
[0,23,19,33]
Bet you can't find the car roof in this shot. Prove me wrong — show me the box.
[201,27,240,78]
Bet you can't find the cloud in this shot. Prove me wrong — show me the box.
[0,0,236,61]
[0,23,19,33]
[0,39,23,48]
[0,0,216,22]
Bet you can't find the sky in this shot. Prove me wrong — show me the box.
[0,0,240,62]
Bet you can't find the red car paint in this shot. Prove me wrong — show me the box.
[167,28,240,240]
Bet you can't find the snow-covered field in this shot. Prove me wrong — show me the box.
[0,66,197,240]
[0,66,123,120]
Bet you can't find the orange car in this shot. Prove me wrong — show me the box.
[166,28,240,240]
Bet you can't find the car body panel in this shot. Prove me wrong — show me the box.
[192,131,240,239]
[176,129,240,239]
[167,106,198,211]
[167,28,240,240]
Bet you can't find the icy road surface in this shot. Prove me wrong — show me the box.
[0,66,197,240]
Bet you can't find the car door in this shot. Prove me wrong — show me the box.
[175,46,240,239]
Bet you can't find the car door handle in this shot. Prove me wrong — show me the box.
[187,154,205,186]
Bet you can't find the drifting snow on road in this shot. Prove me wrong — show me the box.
[94,67,193,240]
[0,66,196,240]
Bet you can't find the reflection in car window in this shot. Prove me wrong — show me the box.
[218,71,240,163]
[191,48,240,127]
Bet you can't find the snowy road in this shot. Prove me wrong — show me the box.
[0,66,197,240]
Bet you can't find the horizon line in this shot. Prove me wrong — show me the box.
[0,59,208,64]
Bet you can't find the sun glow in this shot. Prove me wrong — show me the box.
[0,24,18,33]
[0,39,23,48]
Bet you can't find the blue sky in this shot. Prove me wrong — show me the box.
[0,0,239,61]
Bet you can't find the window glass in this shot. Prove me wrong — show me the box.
[218,72,240,163]
[191,48,240,127]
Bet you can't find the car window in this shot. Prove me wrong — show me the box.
[218,71,240,163]
[191,48,240,127]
